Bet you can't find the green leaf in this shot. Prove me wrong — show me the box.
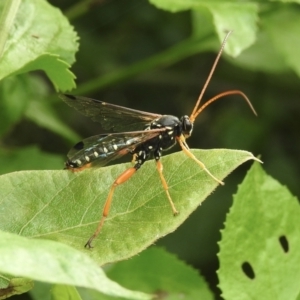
[0,149,258,266]
[107,247,214,299]
[207,2,258,57]
[20,54,76,92]
[0,0,78,91]
[218,162,300,299]
[263,6,300,77]
[51,285,82,300]
[228,30,288,73]
[0,71,79,141]
[0,0,21,58]
[25,97,81,144]
[0,230,151,300]
[0,75,30,137]
[29,281,51,300]
[0,277,33,299]
[149,0,258,56]
[0,146,64,175]
[78,247,214,299]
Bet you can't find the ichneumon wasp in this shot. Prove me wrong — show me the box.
[60,31,256,248]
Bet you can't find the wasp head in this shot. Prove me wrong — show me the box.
[180,115,193,138]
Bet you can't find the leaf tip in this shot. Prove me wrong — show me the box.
[253,156,263,164]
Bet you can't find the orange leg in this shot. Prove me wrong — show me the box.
[85,167,137,248]
[176,136,224,185]
[156,160,179,215]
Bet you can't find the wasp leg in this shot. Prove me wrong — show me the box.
[155,159,179,215]
[176,136,224,186]
[85,167,137,248]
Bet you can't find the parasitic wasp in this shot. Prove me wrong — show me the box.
[60,31,257,248]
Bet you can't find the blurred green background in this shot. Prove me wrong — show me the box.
[2,0,300,299]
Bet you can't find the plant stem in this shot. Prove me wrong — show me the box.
[75,35,216,95]
[64,0,95,21]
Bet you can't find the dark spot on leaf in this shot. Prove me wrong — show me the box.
[73,141,84,150]
[241,261,255,279]
[279,235,289,253]
[64,94,76,100]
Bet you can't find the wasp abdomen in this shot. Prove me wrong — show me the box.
[66,135,143,170]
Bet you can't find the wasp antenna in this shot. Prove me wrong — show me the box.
[190,31,233,123]
[191,90,257,120]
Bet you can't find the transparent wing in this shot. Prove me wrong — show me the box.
[59,94,162,132]
[67,129,165,168]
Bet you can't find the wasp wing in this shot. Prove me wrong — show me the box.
[59,94,162,132]
[66,129,165,168]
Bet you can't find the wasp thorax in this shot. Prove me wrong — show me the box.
[180,115,193,137]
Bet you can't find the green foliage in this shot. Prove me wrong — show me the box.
[0,146,63,175]
[78,247,214,300]
[0,150,256,264]
[232,4,300,74]
[0,75,31,136]
[0,0,79,140]
[0,278,33,299]
[0,0,300,299]
[30,248,213,300]
[0,0,78,91]
[218,162,300,300]
[51,285,82,300]
[150,0,258,56]
[0,230,151,300]
[0,150,256,299]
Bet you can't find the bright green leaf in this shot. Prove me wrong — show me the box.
[0,230,151,300]
[20,54,76,92]
[218,162,300,300]
[191,9,214,41]
[149,0,258,56]
[0,0,21,58]
[0,0,78,91]
[207,3,258,57]
[51,284,82,300]
[0,149,258,266]
[0,277,33,299]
